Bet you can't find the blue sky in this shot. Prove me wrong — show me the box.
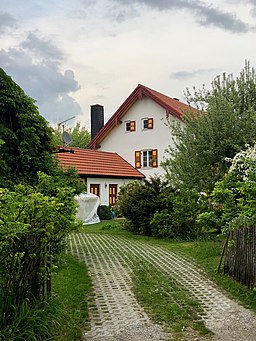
[1,0,255,129]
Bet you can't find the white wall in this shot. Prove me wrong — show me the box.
[99,97,180,178]
[87,177,140,206]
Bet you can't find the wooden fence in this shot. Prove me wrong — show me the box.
[223,226,256,289]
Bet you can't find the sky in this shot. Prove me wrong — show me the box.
[1,0,256,130]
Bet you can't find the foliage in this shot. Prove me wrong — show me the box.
[53,121,90,148]
[0,68,55,187]
[163,61,256,193]
[44,165,86,195]
[117,177,173,236]
[150,189,207,239]
[97,205,113,220]
[150,209,174,238]
[0,172,80,328]
[117,178,208,238]
[0,299,59,341]
[198,144,256,233]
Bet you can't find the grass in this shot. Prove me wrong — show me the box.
[2,219,255,339]
[0,299,60,341]
[0,253,92,341]
[82,220,256,311]
[171,238,256,312]
[79,218,127,234]
[133,261,210,337]
[51,253,93,340]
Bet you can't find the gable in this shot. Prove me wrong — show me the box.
[89,84,197,149]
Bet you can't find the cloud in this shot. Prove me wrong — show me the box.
[108,4,139,23]
[21,32,65,62]
[170,68,219,80]
[0,11,16,33]
[110,0,251,33]
[0,33,82,124]
[194,4,250,33]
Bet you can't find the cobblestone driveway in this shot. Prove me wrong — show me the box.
[69,233,256,341]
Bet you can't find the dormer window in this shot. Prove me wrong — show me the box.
[125,120,136,132]
[142,117,153,130]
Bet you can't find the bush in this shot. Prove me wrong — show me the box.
[150,210,174,238]
[117,177,208,239]
[208,144,256,233]
[117,177,174,236]
[168,188,207,239]
[97,205,113,220]
[0,172,80,329]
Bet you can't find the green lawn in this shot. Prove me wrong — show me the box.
[51,253,92,341]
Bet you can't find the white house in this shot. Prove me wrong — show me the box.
[89,84,197,178]
[58,147,144,206]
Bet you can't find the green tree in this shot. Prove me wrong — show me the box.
[53,121,90,148]
[0,68,54,186]
[163,61,256,193]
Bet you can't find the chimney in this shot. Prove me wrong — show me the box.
[91,104,104,140]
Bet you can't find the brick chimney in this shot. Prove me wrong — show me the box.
[91,104,104,140]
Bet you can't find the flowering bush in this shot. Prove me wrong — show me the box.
[199,144,256,232]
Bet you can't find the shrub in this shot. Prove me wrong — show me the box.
[97,205,113,220]
[150,210,174,238]
[0,172,80,329]
[169,188,207,238]
[117,177,174,236]
[209,144,256,232]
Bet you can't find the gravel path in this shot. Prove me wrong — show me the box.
[69,233,256,341]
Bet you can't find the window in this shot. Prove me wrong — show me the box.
[135,149,158,168]
[125,120,136,132]
[142,150,152,167]
[109,184,118,206]
[142,118,153,130]
[90,184,100,196]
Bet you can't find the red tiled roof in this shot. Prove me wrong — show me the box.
[57,147,145,179]
[89,84,199,149]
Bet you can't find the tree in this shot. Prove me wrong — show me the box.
[53,121,90,148]
[163,61,256,193]
[0,68,54,187]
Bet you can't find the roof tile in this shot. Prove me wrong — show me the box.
[57,147,145,179]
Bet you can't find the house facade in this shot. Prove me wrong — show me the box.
[89,84,197,178]
[57,147,144,206]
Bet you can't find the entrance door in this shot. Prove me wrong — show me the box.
[109,184,118,206]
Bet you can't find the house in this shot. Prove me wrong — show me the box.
[89,84,198,178]
[57,147,145,206]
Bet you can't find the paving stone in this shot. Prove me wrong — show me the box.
[69,233,256,341]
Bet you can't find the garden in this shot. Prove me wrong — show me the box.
[1,62,256,339]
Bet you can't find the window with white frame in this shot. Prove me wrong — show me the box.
[141,117,153,130]
[125,120,136,132]
[135,149,158,168]
[142,150,152,167]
